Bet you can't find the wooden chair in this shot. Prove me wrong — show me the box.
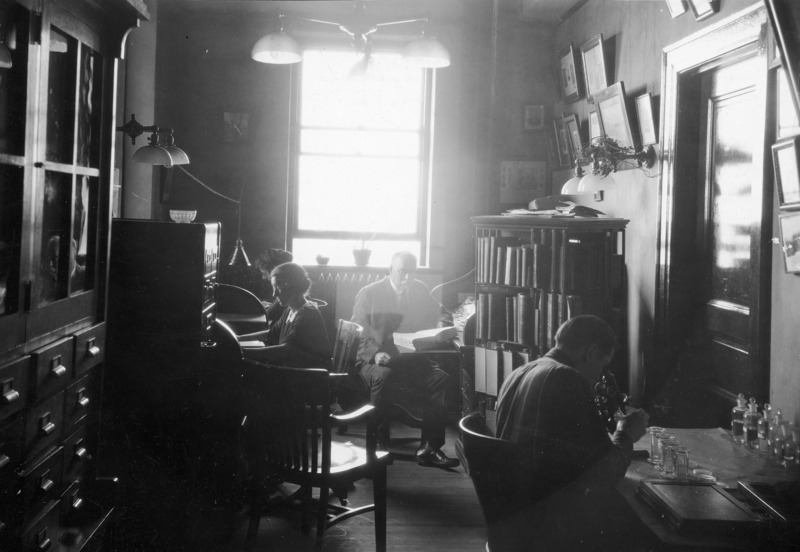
[241,362,392,552]
[457,413,539,552]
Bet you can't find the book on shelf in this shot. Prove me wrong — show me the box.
[394,326,458,351]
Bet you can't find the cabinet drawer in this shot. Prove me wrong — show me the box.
[31,338,74,402]
[0,357,29,424]
[0,417,23,491]
[64,372,96,434]
[72,323,105,378]
[19,446,63,521]
[20,498,61,552]
[24,392,65,463]
[62,427,90,485]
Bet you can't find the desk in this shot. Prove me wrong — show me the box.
[618,427,799,550]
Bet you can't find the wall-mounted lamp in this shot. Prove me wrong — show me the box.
[251,1,450,69]
[117,114,190,168]
[562,136,656,193]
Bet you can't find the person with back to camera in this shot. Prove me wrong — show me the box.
[351,251,459,469]
[496,314,652,551]
[242,262,331,369]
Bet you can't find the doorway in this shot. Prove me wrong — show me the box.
[654,5,772,427]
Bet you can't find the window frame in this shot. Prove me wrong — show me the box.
[287,47,435,267]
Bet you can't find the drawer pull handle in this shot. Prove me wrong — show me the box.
[2,388,19,405]
[40,420,56,436]
[77,389,90,408]
[74,446,87,460]
[39,477,54,493]
[38,537,51,551]
[86,338,100,358]
[71,496,83,510]
[50,365,66,378]
[0,454,9,469]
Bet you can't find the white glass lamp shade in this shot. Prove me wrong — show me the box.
[578,172,615,192]
[561,175,583,194]
[403,36,450,68]
[0,43,11,69]
[164,145,190,166]
[251,32,302,64]
[133,145,174,168]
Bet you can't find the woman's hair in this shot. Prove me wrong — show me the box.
[270,262,311,295]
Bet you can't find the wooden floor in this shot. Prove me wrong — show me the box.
[107,418,487,551]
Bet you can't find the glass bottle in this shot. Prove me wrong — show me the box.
[770,409,784,460]
[782,422,798,468]
[731,393,747,443]
[744,398,760,449]
[757,403,771,455]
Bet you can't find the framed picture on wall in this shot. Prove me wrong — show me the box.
[588,108,604,140]
[635,93,658,146]
[563,114,583,159]
[593,82,635,148]
[778,212,800,273]
[772,135,800,210]
[777,69,800,139]
[580,34,608,101]
[523,105,545,130]
[557,43,582,103]
[554,117,572,167]
[688,0,718,22]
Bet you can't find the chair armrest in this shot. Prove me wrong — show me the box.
[331,404,375,426]
[237,330,269,341]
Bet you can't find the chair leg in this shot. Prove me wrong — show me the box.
[374,466,388,552]
[316,485,330,551]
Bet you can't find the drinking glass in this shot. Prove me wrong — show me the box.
[674,447,690,482]
[648,426,665,465]
[657,433,676,473]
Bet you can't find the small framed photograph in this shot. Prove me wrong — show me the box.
[580,35,608,101]
[588,108,604,141]
[554,117,572,167]
[563,114,583,160]
[665,0,687,19]
[558,43,582,103]
[772,136,800,210]
[523,105,545,130]
[778,212,800,273]
[688,0,718,22]
[635,93,658,146]
[222,111,251,143]
[593,82,635,148]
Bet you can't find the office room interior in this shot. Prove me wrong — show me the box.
[2,0,800,550]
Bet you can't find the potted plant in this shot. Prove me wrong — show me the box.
[352,234,374,267]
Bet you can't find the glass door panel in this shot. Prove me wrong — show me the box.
[38,170,71,306]
[45,26,77,164]
[0,0,29,155]
[71,174,97,293]
[0,163,22,316]
[76,45,102,167]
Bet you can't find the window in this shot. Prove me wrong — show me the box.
[290,48,433,267]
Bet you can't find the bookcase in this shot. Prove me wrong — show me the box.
[469,216,628,427]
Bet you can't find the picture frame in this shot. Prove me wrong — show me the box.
[688,0,718,22]
[778,212,800,274]
[665,0,687,19]
[772,135,800,210]
[554,117,572,167]
[593,82,636,148]
[635,93,658,146]
[547,125,561,168]
[222,111,251,143]
[563,114,583,160]
[588,108,604,141]
[580,35,608,101]
[777,69,800,139]
[523,105,545,130]
[557,43,582,103]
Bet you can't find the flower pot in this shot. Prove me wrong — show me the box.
[353,248,371,267]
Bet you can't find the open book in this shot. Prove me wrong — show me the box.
[394,326,458,351]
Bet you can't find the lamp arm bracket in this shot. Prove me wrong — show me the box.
[117,114,174,145]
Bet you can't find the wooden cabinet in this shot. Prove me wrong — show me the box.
[0,0,147,549]
[469,216,628,426]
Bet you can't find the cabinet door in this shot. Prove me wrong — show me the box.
[0,0,33,351]
[28,2,108,336]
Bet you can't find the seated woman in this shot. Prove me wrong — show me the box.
[241,262,331,368]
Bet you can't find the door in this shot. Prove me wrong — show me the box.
[655,6,771,427]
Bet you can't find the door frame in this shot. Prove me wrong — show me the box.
[655,4,772,403]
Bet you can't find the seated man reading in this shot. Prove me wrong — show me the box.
[242,262,331,369]
[351,251,459,469]
[496,315,650,551]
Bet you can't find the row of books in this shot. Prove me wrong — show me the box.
[473,345,531,397]
[475,291,593,350]
[475,235,609,292]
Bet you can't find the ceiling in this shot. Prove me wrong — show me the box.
[170,0,586,24]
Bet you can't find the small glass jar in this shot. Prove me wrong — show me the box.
[648,426,665,465]
[674,447,690,482]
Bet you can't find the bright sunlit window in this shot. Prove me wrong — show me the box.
[290,48,432,267]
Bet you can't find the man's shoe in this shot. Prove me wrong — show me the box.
[416,445,460,469]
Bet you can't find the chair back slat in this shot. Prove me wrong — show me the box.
[332,320,362,375]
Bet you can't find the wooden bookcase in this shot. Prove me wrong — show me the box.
[468,215,628,428]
